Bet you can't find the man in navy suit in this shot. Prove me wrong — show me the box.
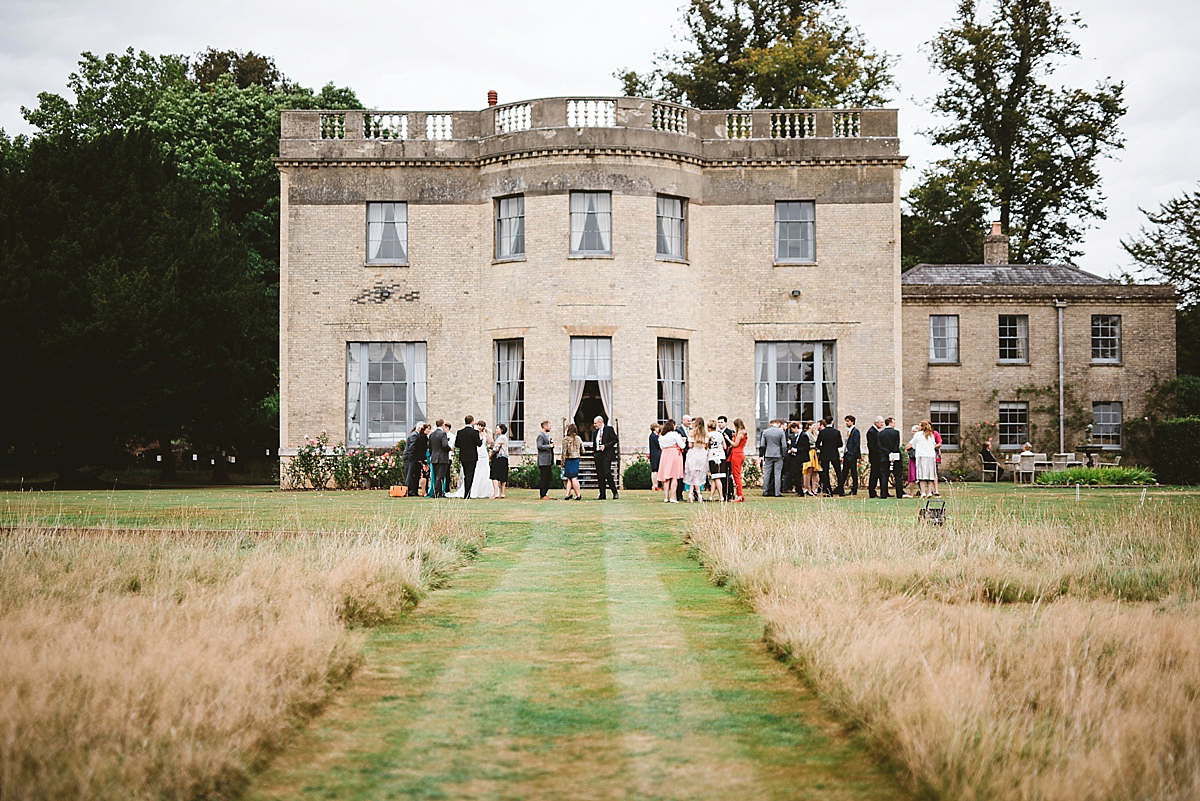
[592,415,620,500]
[840,415,861,496]
[815,416,843,496]
[866,416,885,498]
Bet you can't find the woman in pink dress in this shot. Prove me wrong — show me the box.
[656,418,685,503]
[684,417,709,502]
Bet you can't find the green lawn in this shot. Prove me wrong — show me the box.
[5,484,1198,800]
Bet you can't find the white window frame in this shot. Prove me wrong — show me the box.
[569,191,612,256]
[930,401,960,450]
[495,195,525,260]
[754,341,836,437]
[494,339,525,442]
[997,401,1028,450]
[366,202,408,265]
[774,200,815,263]
[656,195,687,261]
[1091,315,1122,364]
[1092,401,1122,448]
[998,314,1029,363]
[346,342,427,447]
[656,338,687,423]
[929,315,960,364]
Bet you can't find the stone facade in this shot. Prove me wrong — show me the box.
[278,98,904,471]
[278,97,1175,477]
[901,269,1177,458]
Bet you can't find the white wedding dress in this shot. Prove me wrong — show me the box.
[449,442,495,499]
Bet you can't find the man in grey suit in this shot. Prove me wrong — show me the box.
[536,420,554,500]
[759,419,786,497]
[428,419,451,498]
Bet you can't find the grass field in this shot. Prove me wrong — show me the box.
[2,483,1198,800]
[686,491,1200,801]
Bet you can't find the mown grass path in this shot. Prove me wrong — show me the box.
[247,498,905,801]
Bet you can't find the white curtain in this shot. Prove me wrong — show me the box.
[569,192,611,253]
[346,343,362,445]
[657,339,684,421]
[409,342,427,424]
[367,202,407,261]
[569,337,612,419]
[495,340,522,433]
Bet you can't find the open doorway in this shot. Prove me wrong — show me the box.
[573,380,607,435]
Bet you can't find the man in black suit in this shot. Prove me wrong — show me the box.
[866,416,885,498]
[840,415,861,496]
[454,415,482,499]
[878,417,906,499]
[405,422,430,498]
[592,415,620,500]
[428,420,451,498]
[717,416,736,501]
[815,416,843,496]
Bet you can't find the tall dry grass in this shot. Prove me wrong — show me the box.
[688,503,1200,801]
[0,512,483,801]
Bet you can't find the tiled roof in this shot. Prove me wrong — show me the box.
[901,264,1114,286]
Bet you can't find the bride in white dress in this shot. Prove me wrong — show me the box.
[449,423,495,499]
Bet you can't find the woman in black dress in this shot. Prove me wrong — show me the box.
[489,423,510,498]
[648,423,662,489]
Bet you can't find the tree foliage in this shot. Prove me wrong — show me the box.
[901,163,988,268]
[617,0,894,109]
[0,131,272,469]
[910,0,1125,264]
[1122,185,1200,308]
[5,48,362,473]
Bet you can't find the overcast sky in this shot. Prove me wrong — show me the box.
[2,0,1198,277]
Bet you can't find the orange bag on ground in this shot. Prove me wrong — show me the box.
[389,485,408,497]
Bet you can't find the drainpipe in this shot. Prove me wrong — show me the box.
[1054,298,1068,454]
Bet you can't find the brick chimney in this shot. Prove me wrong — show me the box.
[487,90,498,107]
[984,221,1009,264]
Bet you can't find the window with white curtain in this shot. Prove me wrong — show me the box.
[346,342,426,446]
[656,196,686,260]
[929,315,959,363]
[754,341,836,436]
[495,195,525,260]
[494,339,524,441]
[569,337,613,420]
[774,200,815,263]
[656,339,687,423]
[569,192,612,255]
[998,314,1029,363]
[366,202,407,264]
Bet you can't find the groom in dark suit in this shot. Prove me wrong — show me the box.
[455,415,482,498]
[592,415,619,500]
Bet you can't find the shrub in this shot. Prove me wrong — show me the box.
[623,456,652,489]
[367,444,405,487]
[1034,466,1156,486]
[507,456,560,488]
[741,458,763,489]
[332,446,372,489]
[1153,417,1200,485]
[286,432,335,489]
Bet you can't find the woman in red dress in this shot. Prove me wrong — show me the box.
[729,418,748,502]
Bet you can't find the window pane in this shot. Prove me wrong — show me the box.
[347,341,427,446]
[930,401,960,447]
[367,202,407,263]
[1091,315,1122,362]
[998,402,1028,449]
[570,192,612,255]
[755,340,834,435]
[775,201,815,262]
[656,196,686,259]
[494,339,525,441]
[495,195,525,259]
[1092,401,1122,447]
[930,315,959,363]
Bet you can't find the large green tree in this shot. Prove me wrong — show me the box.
[7,48,361,475]
[907,0,1125,264]
[617,0,894,108]
[0,131,272,474]
[901,163,988,268]
[1122,185,1200,375]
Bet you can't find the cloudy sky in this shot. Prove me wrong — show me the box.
[2,0,1197,277]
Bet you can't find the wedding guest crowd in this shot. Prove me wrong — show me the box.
[396,408,939,503]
